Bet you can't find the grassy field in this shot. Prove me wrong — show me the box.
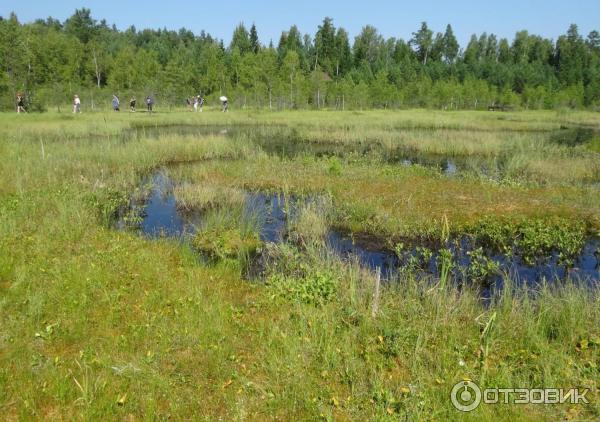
[0,109,599,420]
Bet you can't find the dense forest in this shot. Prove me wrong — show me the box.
[1,8,600,111]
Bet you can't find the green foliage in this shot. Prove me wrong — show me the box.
[442,24,459,63]
[471,216,587,265]
[193,228,261,260]
[0,111,599,420]
[437,247,455,287]
[230,23,252,55]
[85,188,129,227]
[191,204,262,262]
[266,270,338,305]
[2,11,600,110]
[327,156,343,175]
[395,243,434,273]
[315,17,337,75]
[471,217,516,256]
[411,22,433,65]
[589,136,600,153]
[467,247,500,282]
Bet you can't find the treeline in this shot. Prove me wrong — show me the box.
[1,9,600,111]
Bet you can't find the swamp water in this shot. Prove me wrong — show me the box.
[115,171,600,292]
[122,124,505,177]
[122,123,600,184]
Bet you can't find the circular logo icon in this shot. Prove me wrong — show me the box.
[451,380,482,412]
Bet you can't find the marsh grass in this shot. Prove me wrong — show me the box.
[287,198,332,248]
[0,110,599,420]
[254,239,599,419]
[174,183,246,211]
[253,126,600,187]
[173,156,600,241]
[590,136,600,153]
[189,195,263,272]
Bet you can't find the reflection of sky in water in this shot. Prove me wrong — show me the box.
[118,171,599,289]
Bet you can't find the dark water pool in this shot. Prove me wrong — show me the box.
[121,124,600,185]
[121,124,484,177]
[115,171,600,291]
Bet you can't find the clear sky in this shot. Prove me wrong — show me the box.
[2,0,599,47]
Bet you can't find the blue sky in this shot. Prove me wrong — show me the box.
[2,0,599,47]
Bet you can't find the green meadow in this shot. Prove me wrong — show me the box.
[0,109,599,420]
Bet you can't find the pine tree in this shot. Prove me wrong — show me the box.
[498,38,511,64]
[334,28,352,77]
[230,23,252,55]
[556,24,586,85]
[464,35,480,65]
[430,33,444,62]
[442,24,459,63]
[250,24,259,54]
[315,17,336,74]
[64,8,97,44]
[353,25,383,67]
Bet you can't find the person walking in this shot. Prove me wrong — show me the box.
[112,94,120,112]
[220,96,228,112]
[16,93,26,113]
[129,97,136,112]
[193,96,199,112]
[198,95,204,112]
[73,95,81,113]
[145,96,154,114]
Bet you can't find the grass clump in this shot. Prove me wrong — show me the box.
[174,183,246,211]
[194,227,261,260]
[288,200,330,247]
[589,136,600,153]
[192,203,262,263]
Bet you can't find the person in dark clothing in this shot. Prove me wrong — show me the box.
[146,96,154,113]
[16,93,26,113]
[129,97,136,112]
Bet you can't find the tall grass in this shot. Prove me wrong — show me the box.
[0,110,598,420]
[174,184,246,211]
[287,199,331,247]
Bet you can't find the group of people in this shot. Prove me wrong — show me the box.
[185,95,227,112]
[111,95,154,113]
[186,95,205,112]
[106,94,227,113]
[15,92,227,114]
